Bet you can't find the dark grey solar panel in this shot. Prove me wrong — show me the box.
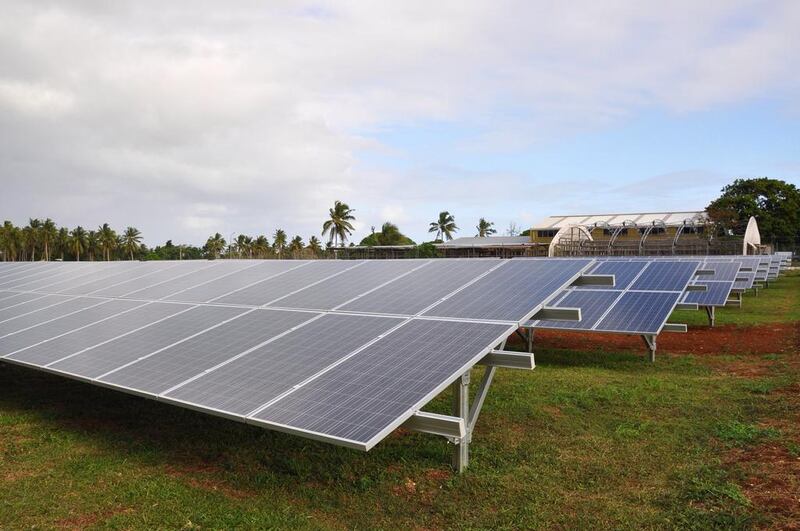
[272,260,423,310]
[48,305,248,378]
[682,281,733,306]
[214,260,358,306]
[338,259,498,315]
[123,262,256,300]
[734,272,755,290]
[164,261,305,303]
[252,319,511,447]
[1,299,142,356]
[700,262,740,282]
[535,290,621,330]
[89,261,215,297]
[576,261,647,291]
[629,261,699,291]
[0,295,79,323]
[100,309,319,394]
[0,264,78,289]
[423,259,590,322]
[594,291,680,334]
[9,265,106,292]
[7,302,186,366]
[165,314,400,415]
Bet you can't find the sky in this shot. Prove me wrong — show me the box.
[1,1,799,247]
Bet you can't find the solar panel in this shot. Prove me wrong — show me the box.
[57,261,178,295]
[1,299,143,355]
[0,292,48,310]
[682,281,734,307]
[423,259,591,322]
[47,305,248,378]
[164,313,401,416]
[630,261,699,291]
[0,296,100,329]
[6,301,184,365]
[338,259,498,316]
[251,318,511,448]
[575,261,646,291]
[593,291,681,334]
[542,290,622,330]
[214,260,355,306]
[100,309,320,395]
[163,261,304,303]
[699,262,740,282]
[89,261,216,297]
[122,261,256,300]
[271,260,423,310]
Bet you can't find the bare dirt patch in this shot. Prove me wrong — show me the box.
[164,463,254,500]
[55,507,132,530]
[520,322,797,357]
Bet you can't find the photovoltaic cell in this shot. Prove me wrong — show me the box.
[101,309,319,394]
[48,305,248,378]
[594,291,680,334]
[630,261,699,291]
[1,299,143,356]
[423,259,590,322]
[7,301,186,366]
[252,319,511,447]
[271,260,422,310]
[165,313,401,416]
[57,262,176,295]
[0,295,73,322]
[338,259,498,316]
[214,260,357,306]
[0,292,47,310]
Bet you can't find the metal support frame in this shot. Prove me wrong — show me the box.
[641,334,657,362]
[704,305,715,327]
[404,338,537,473]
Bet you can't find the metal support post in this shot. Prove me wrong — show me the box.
[451,371,470,473]
[641,335,656,363]
[467,366,496,443]
[704,305,715,327]
[527,327,534,353]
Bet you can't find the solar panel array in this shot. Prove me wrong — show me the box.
[0,254,787,452]
[0,258,590,450]
[531,259,701,334]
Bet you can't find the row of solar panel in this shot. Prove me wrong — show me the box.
[0,259,592,323]
[0,259,596,448]
[531,259,701,334]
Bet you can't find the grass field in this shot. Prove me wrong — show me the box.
[1,272,798,529]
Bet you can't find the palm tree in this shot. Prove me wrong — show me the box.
[289,235,304,259]
[122,227,142,260]
[70,226,87,262]
[25,218,42,261]
[205,233,226,259]
[253,235,270,258]
[1,221,22,261]
[98,223,117,261]
[428,211,458,242]
[273,229,287,258]
[307,235,322,258]
[475,218,496,237]
[56,227,70,260]
[40,218,57,260]
[321,200,355,247]
[86,230,99,261]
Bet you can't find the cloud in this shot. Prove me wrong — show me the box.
[0,1,798,244]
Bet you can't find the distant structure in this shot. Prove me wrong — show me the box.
[435,211,766,257]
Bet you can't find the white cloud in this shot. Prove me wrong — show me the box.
[0,1,798,244]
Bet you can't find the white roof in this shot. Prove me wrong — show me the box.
[533,211,708,228]
[435,236,533,247]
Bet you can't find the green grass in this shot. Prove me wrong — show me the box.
[1,272,798,529]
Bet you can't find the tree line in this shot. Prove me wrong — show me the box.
[0,200,502,262]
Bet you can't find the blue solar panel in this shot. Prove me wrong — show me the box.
[700,262,740,282]
[594,291,680,334]
[576,261,646,291]
[682,281,734,306]
[630,261,699,291]
[537,290,621,330]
